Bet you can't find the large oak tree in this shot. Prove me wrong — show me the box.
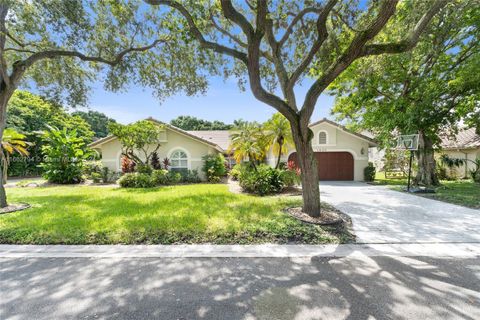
[145,0,449,216]
[0,0,210,207]
[330,1,479,186]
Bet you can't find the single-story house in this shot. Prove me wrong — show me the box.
[89,117,377,181]
[438,128,480,179]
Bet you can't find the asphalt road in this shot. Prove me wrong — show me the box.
[1,256,479,320]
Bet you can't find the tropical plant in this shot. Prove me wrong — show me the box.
[0,128,32,184]
[40,126,91,184]
[162,158,170,170]
[228,122,265,170]
[6,91,94,177]
[121,156,136,173]
[150,151,161,170]
[263,113,293,169]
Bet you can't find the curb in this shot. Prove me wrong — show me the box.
[1,243,479,258]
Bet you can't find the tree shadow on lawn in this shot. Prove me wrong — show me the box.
[1,253,479,320]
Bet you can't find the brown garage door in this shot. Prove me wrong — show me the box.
[287,152,354,181]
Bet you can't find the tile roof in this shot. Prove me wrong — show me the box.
[187,130,231,151]
[440,127,480,150]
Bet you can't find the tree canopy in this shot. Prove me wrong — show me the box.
[330,1,479,185]
[72,110,116,139]
[170,115,233,131]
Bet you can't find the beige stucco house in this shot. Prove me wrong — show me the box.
[277,119,377,181]
[438,128,480,179]
[89,117,376,181]
[89,118,224,179]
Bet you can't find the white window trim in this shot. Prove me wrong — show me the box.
[167,147,191,170]
[318,130,329,145]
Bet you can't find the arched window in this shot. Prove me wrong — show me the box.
[170,150,188,169]
[319,131,327,145]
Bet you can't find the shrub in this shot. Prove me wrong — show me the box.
[101,167,119,183]
[180,169,201,183]
[202,153,227,182]
[364,162,376,182]
[136,163,153,174]
[84,160,103,176]
[90,172,102,183]
[229,163,243,180]
[471,168,480,183]
[118,173,155,188]
[280,169,301,187]
[152,169,169,185]
[167,171,182,184]
[40,126,90,184]
[239,164,285,195]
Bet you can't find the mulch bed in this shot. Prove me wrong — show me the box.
[0,203,30,214]
[285,204,345,225]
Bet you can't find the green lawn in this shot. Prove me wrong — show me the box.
[373,172,480,208]
[0,184,353,244]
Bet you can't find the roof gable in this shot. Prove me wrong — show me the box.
[309,118,377,146]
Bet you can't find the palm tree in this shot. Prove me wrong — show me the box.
[228,122,265,170]
[1,128,32,182]
[264,113,293,169]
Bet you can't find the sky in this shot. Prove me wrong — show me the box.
[83,76,336,125]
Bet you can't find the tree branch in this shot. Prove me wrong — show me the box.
[219,0,255,41]
[209,11,247,48]
[10,38,168,85]
[146,0,248,64]
[288,0,338,90]
[0,4,11,87]
[361,0,448,57]
[278,7,322,47]
[302,0,400,121]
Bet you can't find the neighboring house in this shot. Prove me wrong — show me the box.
[90,117,377,181]
[439,128,480,179]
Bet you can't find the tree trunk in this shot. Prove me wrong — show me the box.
[415,131,439,186]
[0,88,10,207]
[275,140,283,169]
[291,121,321,217]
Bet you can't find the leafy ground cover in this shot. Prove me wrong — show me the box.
[0,184,353,244]
[373,172,479,208]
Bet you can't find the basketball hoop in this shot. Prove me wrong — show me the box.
[395,134,419,192]
[395,134,419,151]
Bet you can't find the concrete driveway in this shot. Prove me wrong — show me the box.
[320,182,480,243]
